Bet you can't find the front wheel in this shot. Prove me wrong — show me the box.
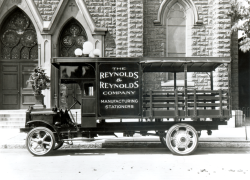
[166,123,198,155]
[26,127,55,156]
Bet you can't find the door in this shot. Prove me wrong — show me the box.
[20,63,36,109]
[0,62,36,109]
[0,63,20,109]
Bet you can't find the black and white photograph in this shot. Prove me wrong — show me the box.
[0,0,250,179]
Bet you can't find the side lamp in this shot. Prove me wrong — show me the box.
[74,48,82,57]
[82,41,93,57]
[93,49,101,57]
[74,41,101,57]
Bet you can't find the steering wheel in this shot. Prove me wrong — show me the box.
[72,96,81,105]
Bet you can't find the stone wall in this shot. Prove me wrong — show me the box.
[116,0,128,57]
[143,0,165,57]
[142,0,238,108]
[128,0,143,57]
[86,0,143,58]
[33,0,60,21]
[30,0,238,108]
[85,0,117,57]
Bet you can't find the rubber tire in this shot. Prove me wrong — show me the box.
[26,127,55,156]
[54,141,64,150]
[166,123,198,156]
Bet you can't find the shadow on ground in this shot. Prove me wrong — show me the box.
[45,147,250,157]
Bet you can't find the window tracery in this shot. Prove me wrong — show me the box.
[59,19,88,57]
[0,9,38,60]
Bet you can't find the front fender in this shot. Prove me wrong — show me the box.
[26,120,60,141]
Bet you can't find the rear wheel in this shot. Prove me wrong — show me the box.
[166,123,198,155]
[26,127,55,156]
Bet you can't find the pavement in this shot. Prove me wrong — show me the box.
[0,124,250,149]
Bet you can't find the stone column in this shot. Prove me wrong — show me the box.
[212,0,234,101]
[231,32,239,109]
[116,0,128,57]
[128,0,143,57]
[41,35,52,108]
[212,0,231,57]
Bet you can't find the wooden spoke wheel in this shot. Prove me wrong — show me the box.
[166,123,198,155]
[26,127,55,156]
[54,141,64,150]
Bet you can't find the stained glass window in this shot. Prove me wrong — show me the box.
[0,9,38,60]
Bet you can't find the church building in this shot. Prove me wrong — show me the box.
[0,0,238,113]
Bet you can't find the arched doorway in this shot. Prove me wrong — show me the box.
[58,19,88,109]
[0,9,38,109]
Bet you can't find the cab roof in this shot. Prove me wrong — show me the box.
[52,57,231,72]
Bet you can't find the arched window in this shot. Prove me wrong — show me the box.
[58,19,88,109]
[0,9,38,59]
[59,19,87,57]
[166,3,186,57]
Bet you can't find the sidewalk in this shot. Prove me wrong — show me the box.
[0,125,250,149]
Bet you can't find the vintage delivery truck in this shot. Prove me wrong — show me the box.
[20,57,231,156]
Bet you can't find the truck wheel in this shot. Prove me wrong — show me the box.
[54,141,64,150]
[166,123,198,155]
[26,127,55,156]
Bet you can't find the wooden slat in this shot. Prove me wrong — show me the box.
[143,95,175,98]
[150,90,153,120]
[175,89,178,118]
[143,109,231,118]
[188,103,229,107]
[143,104,183,108]
[194,89,197,118]
[143,97,177,102]
[184,64,188,117]
[187,90,229,93]
[219,89,222,118]
[143,90,175,94]
[228,63,232,116]
[189,96,220,100]
[144,90,224,94]
[174,72,176,90]
[143,97,228,102]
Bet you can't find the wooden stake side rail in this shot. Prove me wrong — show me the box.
[143,90,231,119]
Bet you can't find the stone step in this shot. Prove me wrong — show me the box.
[0,115,26,120]
[0,110,26,113]
[0,121,25,125]
[0,109,81,129]
[0,117,26,121]
[0,125,24,129]
[0,116,81,121]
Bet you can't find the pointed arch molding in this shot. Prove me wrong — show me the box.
[49,0,107,34]
[153,0,203,26]
[48,0,107,34]
[0,0,43,33]
[0,0,107,34]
